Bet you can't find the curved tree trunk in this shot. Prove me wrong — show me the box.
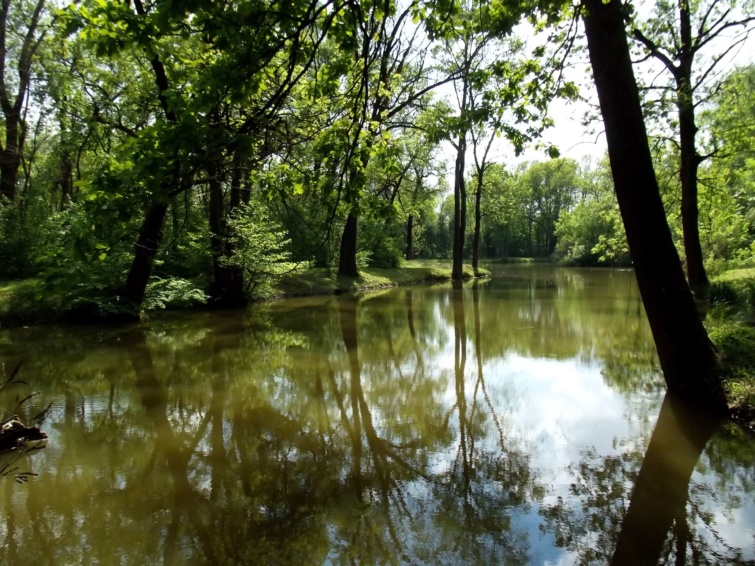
[0,0,45,204]
[122,201,169,308]
[581,0,722,405]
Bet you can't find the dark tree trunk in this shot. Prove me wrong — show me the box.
[611,394,720,565]
[0,117,20,202]
[339,212,359,277]
[59,149,73,209]
[677,25,709,299]
[122,1,181,311]
[406,214,414,260]
[0,0,45,204]
[207,161,246,308]
[452,134,467,281]
[472,173,482,276]
[122,201,169,308]
[679,123,708,299]
[581,0,722,404]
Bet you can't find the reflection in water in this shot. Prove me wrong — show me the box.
[612,394,721,566]
[0,266,752,564]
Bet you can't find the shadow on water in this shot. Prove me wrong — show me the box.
[612,392,722,566]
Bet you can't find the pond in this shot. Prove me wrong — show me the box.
[0,265,753,564]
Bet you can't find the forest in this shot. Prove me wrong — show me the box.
[2,1,755,561]
[0,0,751,317]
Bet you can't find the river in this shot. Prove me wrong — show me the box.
[0,265,753,564]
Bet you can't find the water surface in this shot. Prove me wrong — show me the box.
[1,265,753,564]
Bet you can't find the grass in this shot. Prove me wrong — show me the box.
[706,266,755,429]
[271,259,485,298]
[0,278,56,328]
[714,267,755,283]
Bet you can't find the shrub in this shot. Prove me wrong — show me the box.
[223,202,303,298]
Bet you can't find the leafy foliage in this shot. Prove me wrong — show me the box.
[222,203,302,298]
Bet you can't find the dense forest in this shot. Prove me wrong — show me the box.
[0,0,753,319]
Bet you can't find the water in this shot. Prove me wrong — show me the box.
[0,265,753,565]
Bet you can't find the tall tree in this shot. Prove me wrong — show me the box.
[67,0,336,309]
[334,0,444,276]
[632,0,755,299]
[580,0,723,405]
[0,0,45,203]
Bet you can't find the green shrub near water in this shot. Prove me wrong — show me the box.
[707,271,755,423]
[709,323,755,420]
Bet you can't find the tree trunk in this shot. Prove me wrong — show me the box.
[406,214,414,260]
[472,172,482,276]
[452,134,467,281]
[581,0,722,405]
[0,117,20,202]
[679,127,708,299]
[122,201,170,308]
[60,149,73,209]
[0,0,45,204]
[207,160,246,308]
[339,212,359,277]
[677,38,709,299]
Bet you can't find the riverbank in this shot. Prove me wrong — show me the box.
[270,260,483,298]
[0,260,486,328]
[707,268,755,431]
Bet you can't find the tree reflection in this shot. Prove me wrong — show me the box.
[424,282,536,565]
[541,392,752,565]
[0,272,753,563]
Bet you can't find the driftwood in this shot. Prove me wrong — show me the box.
[0,416,47,454]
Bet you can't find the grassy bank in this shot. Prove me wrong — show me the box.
[271,260,483,298]
[0,260,486,328]
[0,278,51,328]
[707,267,755,430]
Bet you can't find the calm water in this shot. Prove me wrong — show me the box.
[0,265,753,565]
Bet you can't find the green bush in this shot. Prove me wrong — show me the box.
[0,203,47,278]
[143,277,207,310]
[368,238,403,268]
[710,324,755,371]
[223,202,303,298]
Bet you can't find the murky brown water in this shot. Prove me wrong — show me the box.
[0,265,753,564]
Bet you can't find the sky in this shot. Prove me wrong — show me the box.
[433,1,755,186]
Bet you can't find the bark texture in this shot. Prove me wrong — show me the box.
[581,0,722,404]
[339,212,359,277]
[452,133,467,281]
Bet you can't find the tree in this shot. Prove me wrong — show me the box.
[518,158,578,256]
[632,0,755,298]
[580,0,723,405]
[704,64,755,261]
[333,0,446,277]
[0,0,46,203]
[65,0,336,310]
[554,157,630,265]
